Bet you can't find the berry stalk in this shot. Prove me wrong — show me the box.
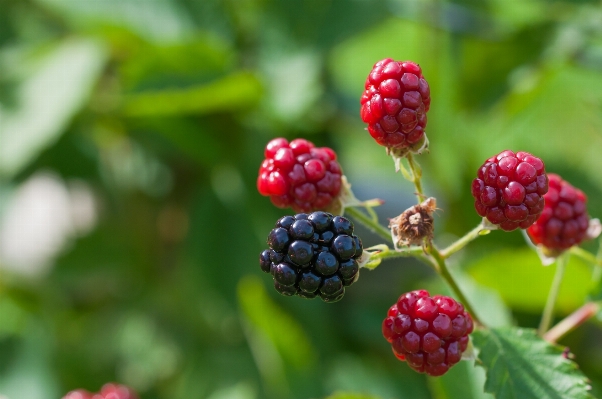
[406,153,426,203]
[440,219,497,259]
[345,206,392,243]
[365,245,434,269]
[568,247,602,268]
[543,302,601,344]
[425,241,483,326]
[538,253,569,336]
[570,244,602,288]
[594,238,602,288]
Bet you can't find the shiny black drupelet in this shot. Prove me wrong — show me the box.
[259,211,363,303]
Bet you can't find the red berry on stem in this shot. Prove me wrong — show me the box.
[258,138,344,212]
[382,290,473,376]
[471,150,548,231]
[361,59,431,149]
[527,173,590,253]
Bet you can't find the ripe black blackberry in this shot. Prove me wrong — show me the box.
[260,211,363,302]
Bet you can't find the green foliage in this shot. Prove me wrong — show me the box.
[467,249,594,314]
[237,275,316,370]
[0,39,107,179]
[324,392,383,399]
[473,327,594,399]
[2,0,602,398]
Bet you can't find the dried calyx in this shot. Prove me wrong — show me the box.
[390,197,437,250]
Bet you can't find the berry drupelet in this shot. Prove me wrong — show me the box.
[527,173,590,254]
[382,290,474,376]
[472,150,548,231]
[257,138,343,213]
[360,58,431,150]
[260,211,363,302]
[62,383,138,399]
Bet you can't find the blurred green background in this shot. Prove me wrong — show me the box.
[1,0,602,398]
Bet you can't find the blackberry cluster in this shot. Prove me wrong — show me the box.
[527,173,590,254]
[257,138,343,213]
[360,58,431,150]
[472,150,548,231]
[62,383,137,399]
[260,211,362,302]
[382,290,474,376]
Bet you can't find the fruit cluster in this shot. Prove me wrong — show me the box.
[62,383,137,399]
[472,150,548,231]
[360,58,431,150]
[382,290,474,376]
[527,173,590,253]
[260,211,362,302]
[257,138,343,213]
[254,57,596,381]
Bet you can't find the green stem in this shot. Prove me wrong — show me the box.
[406,153,426,202]
[538,253,569,336]
[425,241,483,326]
[367,245,433,268]
[543,302,600,344]
[594,240,602,287]
[569,246,602,268]
[345,206,392,243]
[440,220,494,259]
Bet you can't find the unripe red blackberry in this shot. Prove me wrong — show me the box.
[471,150,548,231]
[382,290,474,376]
[257,138,343,213]
[62,390,93,399]
[527,174,590,254]
[98,383,138,399]
[260,211,363,302]
[360,58,431,150]
[62,383,137,399]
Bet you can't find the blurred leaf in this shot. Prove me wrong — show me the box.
[36,0,193,42]
[324,392,383,399]
[119,37,234,91]
[129,117,223,166]
[473,327,594,399]
[0,322,60,399]
[467,247,593,314]
[0,293,27,339]
[122,71,262,116]
[325,354,430,399]
[206,382,256,399]
[262,51,322,123]
[237,275,316,370]
[0,39,107,179]
[429,359,493,399]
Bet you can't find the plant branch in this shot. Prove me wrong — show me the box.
[538,253,568,336]
[543,302,600,344]
[406,153,426,203]
[569,246,602,268]
[440,219,496,259]
[345,206,392,243]
[364,245,433,269]
[425,241,483,326]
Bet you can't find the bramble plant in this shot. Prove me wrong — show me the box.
[257,58,602,397]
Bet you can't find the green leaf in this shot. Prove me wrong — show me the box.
[467,248,593,314]
[429,360,493,399]
[324,392,383,399]
[237,275,316,370]
[122,71,262,116]
[473,327,594,399]
[0,39,107,179]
